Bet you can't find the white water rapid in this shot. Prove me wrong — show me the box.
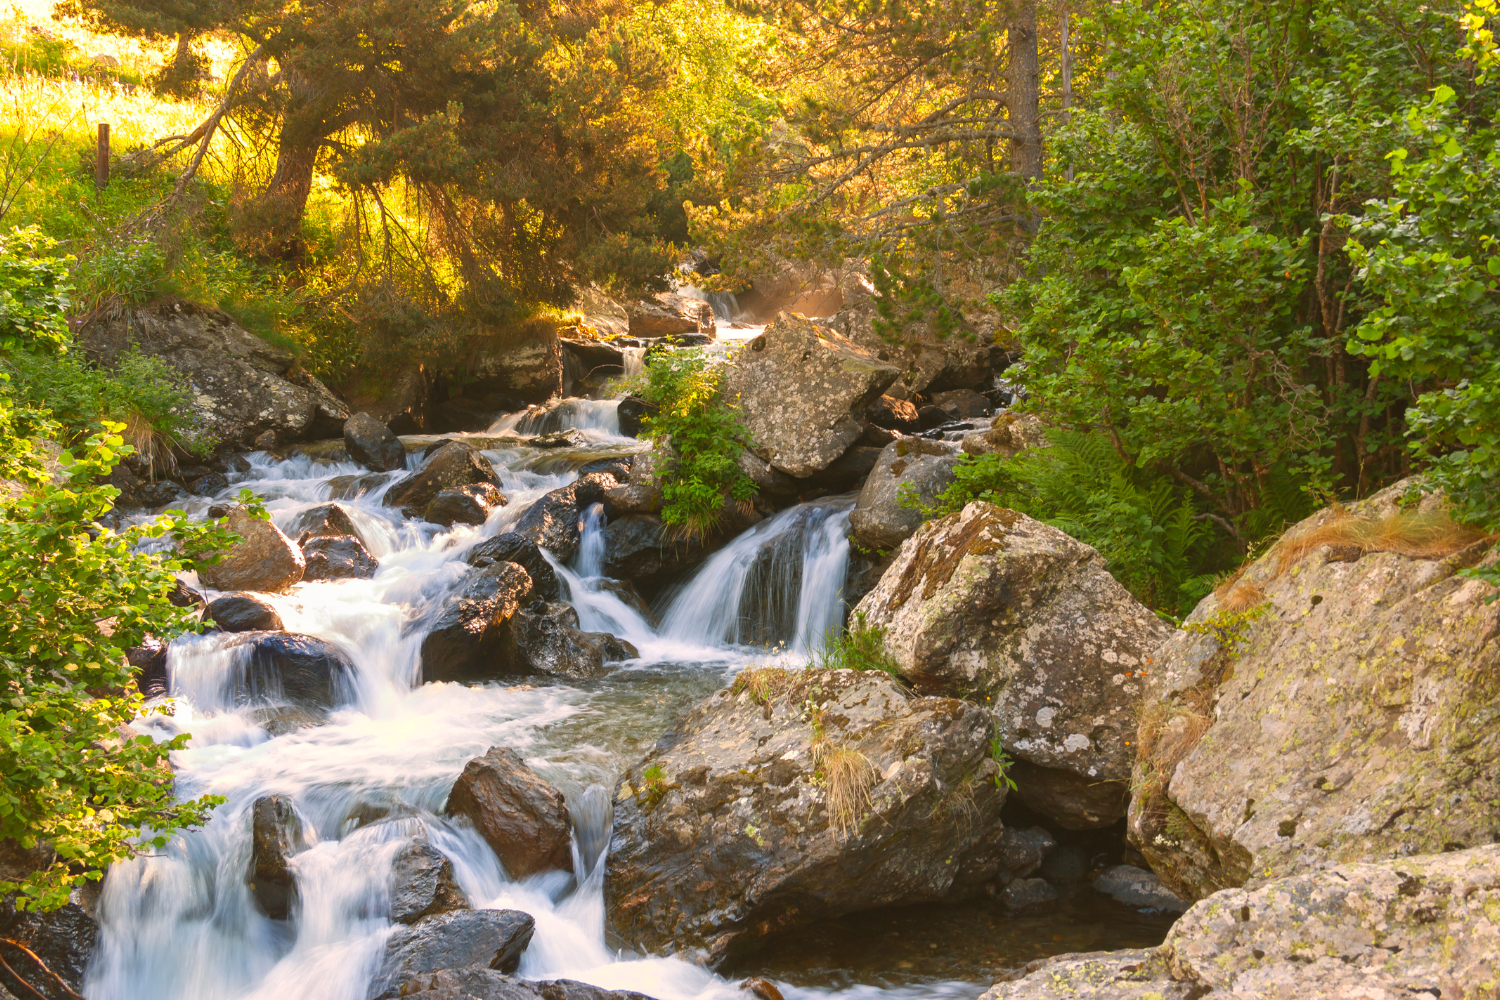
[88,400,975,1000]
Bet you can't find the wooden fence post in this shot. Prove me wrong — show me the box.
[95,123,109,191]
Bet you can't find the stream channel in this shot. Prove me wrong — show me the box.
[90,397,1172,1000]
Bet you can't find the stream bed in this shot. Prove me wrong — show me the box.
[90,399,1173,1000]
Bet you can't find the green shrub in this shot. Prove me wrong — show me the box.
[922,430,1234,617]
[627,348,757,536]
[0,227,71,354]
[816,611,903,678]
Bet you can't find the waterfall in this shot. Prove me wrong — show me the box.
[573,504,607,579]
[621,346,646,380]
[657,496,854,655]
[488,399,622,437]
[678,284,740,321]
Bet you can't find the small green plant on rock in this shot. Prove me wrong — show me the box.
[815,612,903,679]
[990,732,1018,792]
[638,764,672,809]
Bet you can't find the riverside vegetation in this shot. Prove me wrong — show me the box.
[0,0,1498,997]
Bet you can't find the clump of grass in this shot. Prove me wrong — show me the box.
[1212,573,1265,613]
[637,763,672,810]
[1271,508,1491,577]
[816,612,903,679]
[732,666,800,706]
[816,744,874,836]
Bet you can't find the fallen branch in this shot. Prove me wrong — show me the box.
[0,937,88,1000]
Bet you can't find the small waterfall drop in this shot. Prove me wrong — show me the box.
[574,503,607,579]
[621,346,646,380]
[489,399,622,437]
[678,285,741,321]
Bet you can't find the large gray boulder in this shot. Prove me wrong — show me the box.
[605,669,1006,965]
[78,297,348,446]
[199,510,306,594]
[390,839,467,924]
[982,845,1500,999]
[848,439,961,550]
[367,909,535,1000]
[397,969,658,1000]
[384,442,502,513]
[470,326,563,404]
[344,412,407,472]
[301,535,378,581]
[445,747,574,879]
[420,562,536,683]
[1128,481,1500,902]
[855,502,1172,829]
[723,314,899,478]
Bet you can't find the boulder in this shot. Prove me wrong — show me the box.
[301,535,379,581]
[577,456,632,482]
[961,412,1049,458]
[249,796,303,919]
[983,845,1500,999]
[397,970,657,1000]
[390,840,467,924]
[629,292,714,339]
[224,631,358,707]
[1093,865,1188,913]
[187,471,229,496]
[997,826,1056,885]
[344,412,407,472]
[129,636,169,696]
[824,296,991,400]
[363,365,436,435]
[723,314,899,478]
[848,439,961,551]
[465,534,561,602]
[509,485,581,559]
[1128,481,1500,902]
[367,909,536,1000]
[199,510,306,594]
[384,442,502,514]
[605,669,1007,965]
[286,503,364,545]
[617,396,657,438]
[867,394,920,430]
[327,473,390,502]
[77,298,349,446]
[507,601,636,678]
[445,747,574,879]
[854,503,1173,829]
[737,450,799,497]
[470,326,564,404]
[0,885,100,996]
[426,484,507,528]
[205,593,284,633]
[169,577,207,607]
[601,514,714,589]
[1000,878,1057,915]
[930,388,992,419]
[420,563,535,684]
[602,447,665,515]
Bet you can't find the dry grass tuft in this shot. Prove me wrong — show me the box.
[1271,508,1491,577]
[123,410,176,479]
[731,666,800,706]
[820,745,875,836]
[1135,697,1214,786]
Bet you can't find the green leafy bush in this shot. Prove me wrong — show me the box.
[925,430,1232,617]
[0,227,72,355]
[628,348,757,536]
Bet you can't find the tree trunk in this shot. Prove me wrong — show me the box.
[253,131,319,259]
[1007,3,1043,181]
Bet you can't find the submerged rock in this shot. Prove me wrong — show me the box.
[249,796,303,919]
[724,314,899,478]
[1092,865,1188,913]
[605,669,1006,965]
[301,535,379,581]
[367,909,536,1000]
[848,439,961,551]
[426,483,507,527]
[445,747,574,879]
[390,840,468,924]
[1128,480,1500,902]
[226,631,359,707]
[385,442,502,514]
[1000,878,1057,915]
[344,412,407,472]
[199,510,306,594]
[855,502,1172,829]
[205,592,284,633]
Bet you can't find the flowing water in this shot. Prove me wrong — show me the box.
[88,400,1166,1000]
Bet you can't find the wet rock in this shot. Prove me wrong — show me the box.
[739,979,784,1000]
[188,472,229,496]
[427,484,508,527]
[199,510,306,594]
[509,485,581,559]
[617,396,657,438]
[577,457,632,483]
[137,478,188,508]
[128,636,169,696]
[0,884,100,996]
[508,601,636,679]
[326,473,392,502]
[470,326,564,404]
[1000,878,1057,915]
[205,593,285,633]
[1009,760,1131,832]
[930,388,991,419]
[445,747,574,879]
[960,412,1049,458]
[286,503,365,546]
[848,439,961,551]
[602,447,664,515]
[980,950,1190,1000]
[530,429,586,449]
[344,412,407,472]
[465,534,561,602]
[724,314,899,477]
[77,297,349,446]
[1038,844,1088,884]
[253,430,279,452]
[867,394,920,431]
[420,563,535,683]
[398,969,657,1000]
[855,503,1173,830]
[1128,479,1500,902]
[997,826,1056,885]
[605,669,1006,965]
[916,405,949,431]
[391,840,468,924]
[225,631,358,707]
[302,535,379,581]
[629,293,714,339]
[249,796,303,919]
[367,909,536,1000]
[1093,866,1188,913]
[385,442,502,514]
[600,514,713,589]
[169,577,206,607]
[596,579,653,622]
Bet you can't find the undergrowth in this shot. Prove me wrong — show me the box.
[814,612,903,678]
[624,348,757,537]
